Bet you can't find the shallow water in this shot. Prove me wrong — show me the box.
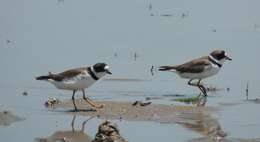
[1,0,260,141]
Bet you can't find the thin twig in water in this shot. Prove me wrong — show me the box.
[246,81,249,100]
[150,66,154,76]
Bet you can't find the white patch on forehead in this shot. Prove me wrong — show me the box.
[105,65,109,70]
[225,52,228,57]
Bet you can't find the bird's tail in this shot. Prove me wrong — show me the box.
[35,75,52,80]
[158,66,176,71]
[35,73,62,81]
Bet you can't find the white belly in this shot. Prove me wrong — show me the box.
[178,65,220,79]
[50,76,97,90]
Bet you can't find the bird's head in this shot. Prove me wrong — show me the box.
[93,63,112,75]
[210,50,232,64]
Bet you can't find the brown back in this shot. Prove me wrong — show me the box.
[175,56,211,73]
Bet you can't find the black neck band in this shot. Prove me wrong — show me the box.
[209,57,222,68]
[87,67,99,80]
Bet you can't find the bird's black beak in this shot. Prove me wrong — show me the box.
[225,53,232,61]
[105,69,112,74]
[225,55,232,61]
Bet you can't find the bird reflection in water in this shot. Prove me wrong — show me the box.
[175,108,227,142]
[196,93,207,107]
[35,115,95,142]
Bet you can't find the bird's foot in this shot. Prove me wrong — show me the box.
[88,103,104,110]
[95,103,105,109]
[83,97,105,109]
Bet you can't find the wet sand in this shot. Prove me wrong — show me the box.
[35,116,127,142]
[0,111,24,126]
[35,115,93,142]
[54,100,224,136]
[36,131,92,142]
[56,99,215,122]
[52,100,260,142]
[35,130,92,142]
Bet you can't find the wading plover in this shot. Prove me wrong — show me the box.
[159,50,232,96]
[36,63,112,111]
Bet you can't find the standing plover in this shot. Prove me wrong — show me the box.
[36,63,112,111]
[159,50,232,96]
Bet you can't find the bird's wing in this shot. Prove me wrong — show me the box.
[58,67,87,80]
[175,57,211,73]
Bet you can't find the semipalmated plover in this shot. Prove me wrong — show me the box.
[36,63,112,111]
[159,50,232,96]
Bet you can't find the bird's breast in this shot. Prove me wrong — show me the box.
[51,75,97,90]
[177,65,220,79]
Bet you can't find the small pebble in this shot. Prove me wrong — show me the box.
[3,111,9,114]
[22,91,28,96]
[226,87,230,91]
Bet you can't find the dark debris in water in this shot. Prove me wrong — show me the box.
[145,96,162,101]
[206,86,226,92]
[22,91,28,96]
[92,121,127,142]
[132,101,152,106]
[44,97,62,108]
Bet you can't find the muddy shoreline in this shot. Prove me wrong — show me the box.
[54,100,224,137]
[47,100,260,142]
[0,111,24,126]
[55,100,216,122]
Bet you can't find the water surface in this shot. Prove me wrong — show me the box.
[0,0,260,141]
